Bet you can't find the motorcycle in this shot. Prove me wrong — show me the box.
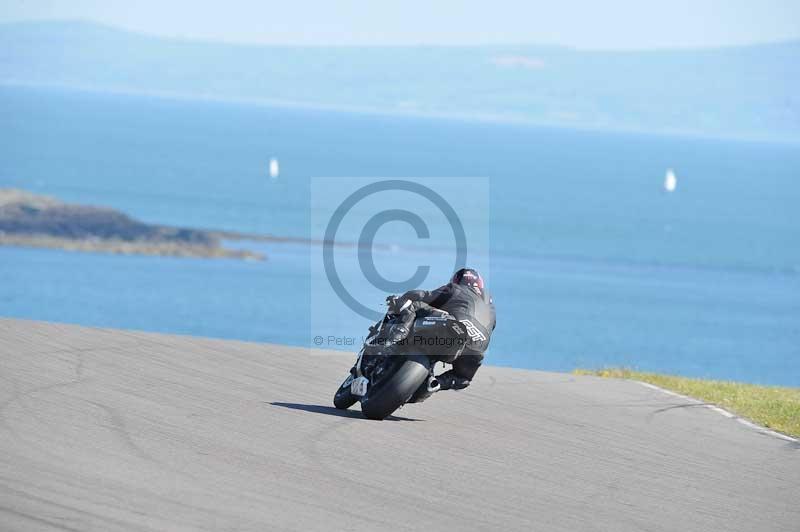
[333,296,470,420]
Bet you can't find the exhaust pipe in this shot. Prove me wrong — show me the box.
[408,374,440,404]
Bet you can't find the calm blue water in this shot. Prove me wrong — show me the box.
[2,86,799,385]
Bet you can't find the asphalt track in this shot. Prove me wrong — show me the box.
[0,318,797,531]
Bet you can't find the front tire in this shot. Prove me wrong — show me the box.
[360,354,430,420]
[333,374,358,410]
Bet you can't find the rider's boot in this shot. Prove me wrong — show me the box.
[437,370,471,391]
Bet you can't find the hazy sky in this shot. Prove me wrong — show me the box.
[1,0,799,48]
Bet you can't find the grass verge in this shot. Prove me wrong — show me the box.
[573,368,800,438]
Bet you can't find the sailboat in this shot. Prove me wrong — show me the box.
[663,168,677,192]
[269,158,280,179]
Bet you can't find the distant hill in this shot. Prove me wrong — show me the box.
[1,20,798,140]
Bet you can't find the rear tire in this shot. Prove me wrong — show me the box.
[333,374,358,410]
[361,354,430,420]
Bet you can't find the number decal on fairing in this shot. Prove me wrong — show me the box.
[350,376,369,396]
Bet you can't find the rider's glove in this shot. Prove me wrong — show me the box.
[385,324,410,346]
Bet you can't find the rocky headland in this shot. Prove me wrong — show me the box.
[0,189,266,260]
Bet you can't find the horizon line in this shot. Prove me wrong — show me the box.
[3,81,799,147]
[2,18,799,53]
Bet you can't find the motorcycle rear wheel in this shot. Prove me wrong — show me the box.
[360,354,430,420]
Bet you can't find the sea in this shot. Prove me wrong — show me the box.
[1,86,798,386]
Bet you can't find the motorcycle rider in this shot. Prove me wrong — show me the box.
[386,268,496,391]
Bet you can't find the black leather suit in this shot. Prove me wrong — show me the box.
[392,283,496,388]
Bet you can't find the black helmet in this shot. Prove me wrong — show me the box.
[451,268,484,293]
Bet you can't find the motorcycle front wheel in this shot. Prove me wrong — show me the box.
[333,374,358,410]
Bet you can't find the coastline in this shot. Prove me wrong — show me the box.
[0,233,263,260]
[4,81,799,146]
[0,188,268,260]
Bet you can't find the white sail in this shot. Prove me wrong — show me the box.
[269,158,280,178]
[664,169,677,192]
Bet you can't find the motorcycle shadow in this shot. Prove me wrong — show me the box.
[268,402,422,422]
